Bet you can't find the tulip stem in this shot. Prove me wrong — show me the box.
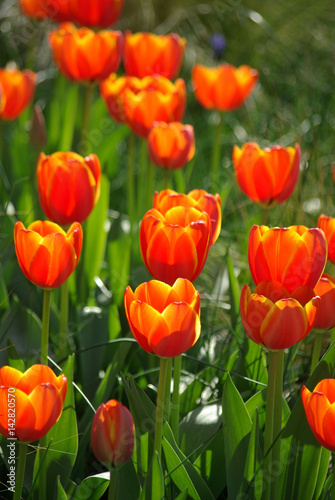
[108,469,119,500]
[147,160,155,211]
[41,289,51,365]
[164,358,172,421]
[331,454,335,500]
[127,132,136,237]
[38,436,47,500]
[263,349,284,500]
[58,280,69,361]
[13,442,28,500]
[154,357,170,460]
[137,138,148,219]
[170,354,182,444]
[163,168,172,190]
[211,111,223,191]
[311,330,323,373]
[81,84,94,147]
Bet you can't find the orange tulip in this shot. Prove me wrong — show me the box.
[123,31,186,80]
[313,273,335,330]
[147,122,195,170]
[49,23,123,83]
[233,142,301,206]
[153,189,221,245]
[120,76,186,138]
[124,278,201,357]
[14,220,83,289]
[302,379,335,451]
[192,63,258,111]
[317,214,335,263]
[0,364,67,442]
[71,0,124,28]
[140,206,211,285]
[100,74,135,123]
[37,151,101,225]
[240,280,319,350]
[248,225,327,294]
[0,68,36,120]
[19,0,73,21]
[91,399,134,468]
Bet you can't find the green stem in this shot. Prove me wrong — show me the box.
[137,139,148,219]
[261,207,269,226]
[154,357,170,460]
[81,84,94,147]
[163,168,172,190]
[147,160,155,210]
[331,327,335,345]
[39,436,47,500]
[170,355,182,444]
[127,132,136,237]
[41,289,51,365]
[263,349,278,500]
[58,281,69,361]
[77,220,88,306]
[311,330,323,373]
[108,469,119,500]
[271,349,284,500]
[211,112,223,191]
[164,358,172,421]
[13,442,27,500]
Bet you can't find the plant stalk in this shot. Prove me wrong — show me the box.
[13,442,27,500]
[58,280,69,361]
[311,330,323,373]
[211,112,223,190]
[154,357,170,460]
[170,355,182,444]
[108,468,119,500]
[41,289,51,365]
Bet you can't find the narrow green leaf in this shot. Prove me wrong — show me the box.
[121,375,156,437]
[140,451,165,500]
[226,252,240,328]
[108,236,131,307]
[57,476,68,500]
[58,84,78,151]
[163,422,215,500]
[222,374,252,499]
[71,474,109,500]
[117,458,141,500]
[174,489,189,500]
[7,339,25,371]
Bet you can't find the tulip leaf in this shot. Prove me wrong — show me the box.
[108,235,132,307]
[6,338,25,372]
[234,335,268,395]
[278,341,335,500]
[139,451,165,500]
[121,374,156,437]
[222,373,253,499]
[58,83,78,151]
[0,263,9,311]
[71,474,109,500]
[117,459,141,500]
[175,489,189,500]
[163,422,215,500]
[57,476,68,500]
[34,354,78,496]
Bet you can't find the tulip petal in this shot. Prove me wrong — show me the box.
[0,387,36,441]
[128,301,169,354]
[0,366,24,387]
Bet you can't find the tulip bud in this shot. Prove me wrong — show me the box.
[91,400,134,469]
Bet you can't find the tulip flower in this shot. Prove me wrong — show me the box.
[37,151,101,225]
[124,278,201,357]
[123,31,186,80]
[0,67,36,120]
[14,220,83,289]
[71,0,124,28]
[248,225,327,294]
[313,273,335,330]
[317,214,335,263]
[301,379,335,451]
[0,364,67,442]
[233,142,301,206]
[153,189,221,245]
[147,122,195,170]
[101,75,186,138]
[91,399,134,469]
[49,23,123,83]
[192,63,258,112]
[19,0,73,21]
[240,280,320,350]
[140,206,211,285]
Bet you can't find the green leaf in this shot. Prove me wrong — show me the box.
[121,375,156,437]
[7,338,25,371]
[222,374,253,499]
[174,489,189,500]
[71,473,109,500]
[140,451,165,500]
[117,459,141,500]
[57,476,68,500]
[108,235,132,307]
[163,422,215,500]
[279,341,335,500]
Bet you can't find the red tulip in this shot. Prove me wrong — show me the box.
[70,0,124,28]
[140,206,211,285]
[317,214,335,263]
[233,142,301,206]
[124,278,201,357]
[248,225,327,294]
[240,280,319,350]
[49,23,123,83]
[0,364,67,442]
[0,68,36,120]
[91,400,134,469]
[37,151,101,225]
[192,63,258,111]
[19,0,72,21]
[302,379,335,451]
[153,189,221,245]
[147,122,195,170]
[14,220,83,289]
[123,31,186,79]
[313,274,335,330]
